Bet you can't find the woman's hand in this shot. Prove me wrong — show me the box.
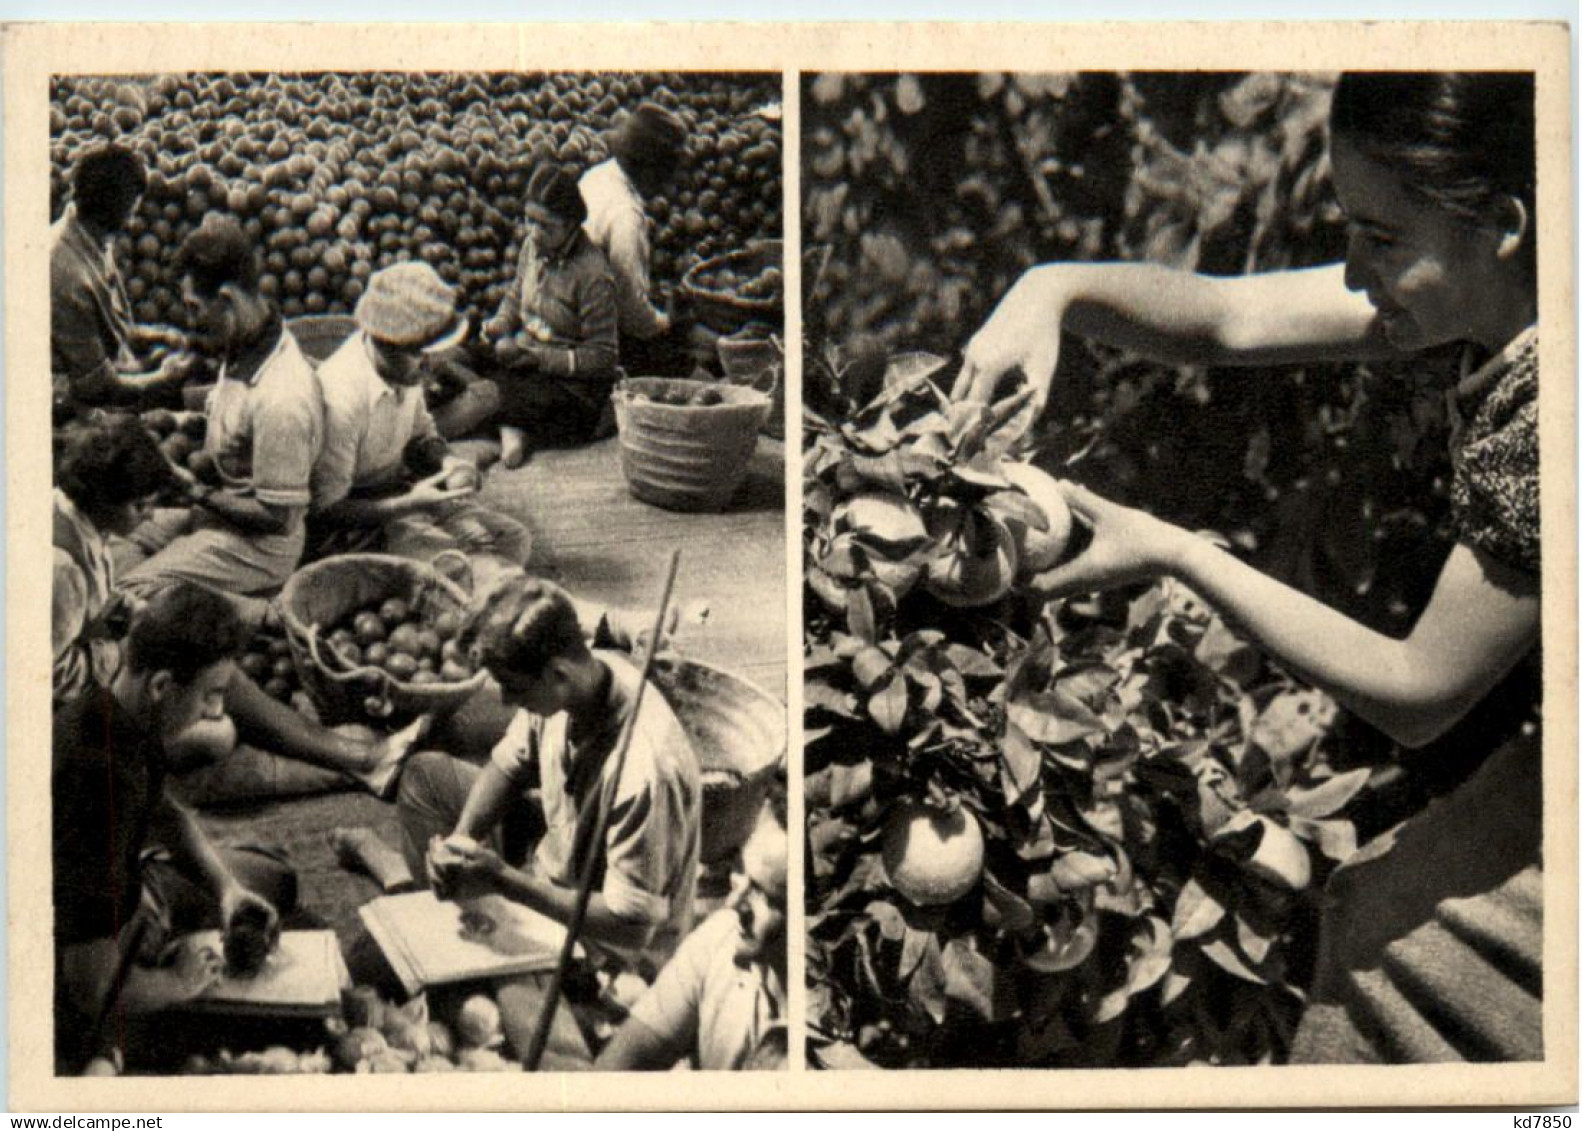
[1027,481,1191,599]
[952,266,1068,413]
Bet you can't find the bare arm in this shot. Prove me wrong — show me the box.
[954,262,1396,412]
[1034,483,1540,749]
[193,489,297,536]
[485,865,656,953]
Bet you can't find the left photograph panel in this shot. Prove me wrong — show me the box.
[47,70,787,1077]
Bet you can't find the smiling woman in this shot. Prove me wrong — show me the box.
[804,69,1545,1070]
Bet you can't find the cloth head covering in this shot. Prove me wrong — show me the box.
[525,164,588,225]
[607,102,687,172]
[355,261,468,351]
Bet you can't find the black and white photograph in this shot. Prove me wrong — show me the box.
[44,66,787,1078]
[804,70,1552,1071]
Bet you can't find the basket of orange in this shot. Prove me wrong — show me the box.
[612,377,772,513]
[277,552,488,726]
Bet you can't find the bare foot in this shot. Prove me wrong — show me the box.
[329,827,416,893]
[500,426,528,470]
[334,715,433,799]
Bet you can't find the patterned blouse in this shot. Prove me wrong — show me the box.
[1447,327,1539,576]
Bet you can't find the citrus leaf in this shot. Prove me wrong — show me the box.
[805,680,857,719]
[1008,690,1104,744]
[1287,814,1359,862]
[866,899,906,942]
[1092,983,1132,1026]
[1201,939,1268,984]
[899,922,940,980]
[1171,877,1225,940]
[851,645,893,690]
[942,643,1003,679]
[1022,910,1100,973]
[1160,968,1193,1008]
[868,672,908,735]
[846,584,877,643]
[908,936,949,1025]
[1236,914,1273,966]
[1284,768,1371,819]
[982,872,1037,933]
[827,760,874,809]
[1050,849,1116,892]
[942,940,998,1022]
[1128,916,1175,995]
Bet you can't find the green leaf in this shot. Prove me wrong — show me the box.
[1201,939,1268,984]
[1022,909,1100,973]
[1008,690,1104,744]
[1287,814,1359,862]
[908,932,950,1024]
[942,939,998,1022]
[1195,617,1261,685]
[1160,968,1193,1008]
[1171,878,1225,940]
[1284,768,1371,819]
[827,761,875,809]
[846,584,877,643]
[942,643,1002,679]
[805,680,857,719]
[1051,849,1117,892]
[868,672,908,735]
[1126,916,1175,998]
[1000,725,1043,801]
[1236,914,1273,966]
[983,488,1049,532]
[851,645,893,690]
[866,899,906,942]
[982,872,1037,933]
[899,922,940,980]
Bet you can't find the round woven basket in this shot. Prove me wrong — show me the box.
[647,655,785,865]
[612,377,771,512]
[277,552,487,726]
[680,240,783,336]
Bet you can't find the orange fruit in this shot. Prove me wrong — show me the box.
[880,801,985,907]
[924,507,1019,608]
[997,461,1073,576]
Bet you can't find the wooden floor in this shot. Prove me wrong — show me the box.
[471,433,789,698]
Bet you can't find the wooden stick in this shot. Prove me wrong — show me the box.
[521,549,682,1072]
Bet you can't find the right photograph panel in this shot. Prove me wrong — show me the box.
[801,72,1542,1069]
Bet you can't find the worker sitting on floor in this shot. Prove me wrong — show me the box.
[595,778,788,1071]
[117,214,322,630]
[394,574,701,1056]
[54,582,296,1075]
[51,141,193,420]
[307,261,531,567]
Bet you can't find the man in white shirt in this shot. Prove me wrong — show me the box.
[580,102,689,377]
[309,262,530,567]
[595,782,788,1071]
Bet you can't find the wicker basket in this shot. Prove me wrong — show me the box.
[680,241,783,335]
[287,314,358,364]
[612,377,771,513]
[277,552,487,726]
[647,655,785,865]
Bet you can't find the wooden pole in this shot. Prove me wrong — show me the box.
[521,548,681,1072]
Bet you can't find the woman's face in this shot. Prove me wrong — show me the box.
[523,202,574,257]
[1331,136,1515,352]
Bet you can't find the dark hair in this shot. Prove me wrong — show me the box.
[176,214,259,297]
[1330,72,1536,227]
[56,414,177,519]
[462,573,586,679]
[122,582,249,684]
[524,163,588,226]
[72,143,147,231]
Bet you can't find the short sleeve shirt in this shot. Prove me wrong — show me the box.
[489,650,701,971]
[626,909,787,1070]
[311,331,439,511]
[205,322,323,512]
